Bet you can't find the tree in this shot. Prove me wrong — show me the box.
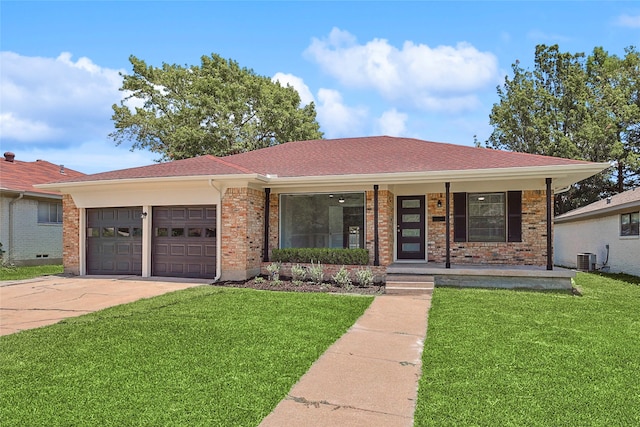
[488,45,640,214]
[110,54,323,160]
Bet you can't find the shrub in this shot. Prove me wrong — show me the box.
[355,268,375,287]
[290,264,307,281]
[253,277,266,285]
[266,262,281,281]
[271,248,369,265]
[271,278,282,287]
[332,266,352,288]
[308,261,325,285]
[292,280,304,287]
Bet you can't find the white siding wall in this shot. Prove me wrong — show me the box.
[0,196,63,264]
[0,196,10,258]
[555,215,640,277]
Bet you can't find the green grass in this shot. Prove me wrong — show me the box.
[0,264,63,280]
[0,287,373,426]
[414,272,640,426]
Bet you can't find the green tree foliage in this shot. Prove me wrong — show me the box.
[110,54,323,160]
[488,45,640,214]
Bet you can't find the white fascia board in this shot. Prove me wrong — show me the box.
[35,174,268,192]
[0,188,62,200]
[264,163,610,190]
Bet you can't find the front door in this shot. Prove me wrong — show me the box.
[397,196,426,260]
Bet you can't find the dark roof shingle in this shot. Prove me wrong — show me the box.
[39,136,599,184]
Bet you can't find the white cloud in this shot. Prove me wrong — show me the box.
[272,72,315,105]
[315,88,368,138]
[0,112,61,142]
[615,14,640,28]
[304,27,498,112]
[376,109,408,136]
[0,51,125,146]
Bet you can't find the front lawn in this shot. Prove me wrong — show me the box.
[415,272,640,426]
[0,264,63,281]
[0,287,373,426]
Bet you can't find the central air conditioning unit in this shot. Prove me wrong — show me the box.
[577,253,597,271]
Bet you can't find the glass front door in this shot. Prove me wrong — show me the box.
[397,196,426,260]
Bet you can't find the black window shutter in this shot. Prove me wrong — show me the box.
[453,192,467,242]
[507,191,522,242]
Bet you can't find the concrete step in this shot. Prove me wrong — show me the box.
[385,280,434,296]
[386,274,435,283]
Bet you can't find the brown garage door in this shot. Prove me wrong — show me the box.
[87,208,143,275]
[152,206,217,279]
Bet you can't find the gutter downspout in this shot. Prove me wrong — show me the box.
[8,192,25,263]
[373,185,379,266]
[209,179,223,282]
[546,178,553,271]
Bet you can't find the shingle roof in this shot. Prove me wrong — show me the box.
[64,154,254,183]
[45,136,598,184]
[224,136,593,177]
[555,187,640,223]
[0,155,85,196]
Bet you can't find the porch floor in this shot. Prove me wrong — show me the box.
[386,262,576,290]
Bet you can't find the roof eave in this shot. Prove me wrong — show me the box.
[0,188,62,199]
[264,163,610,189]
[555,199,640,223]
[34,173,268,191]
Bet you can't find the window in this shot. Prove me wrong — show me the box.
[621,212,639,236]
[37,202,62,224]
[280,193,365,249]
[468,193,506,242]
[454,192,522,243]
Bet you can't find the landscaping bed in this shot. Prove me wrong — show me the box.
[215,277,385,295]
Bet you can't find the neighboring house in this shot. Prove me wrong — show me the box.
[0,152,85,266]
[554,188,640,277]
[37,136,607,282]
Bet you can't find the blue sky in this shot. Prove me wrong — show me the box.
[1,1,639,174]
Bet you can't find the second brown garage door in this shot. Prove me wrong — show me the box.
[152,206,217,279]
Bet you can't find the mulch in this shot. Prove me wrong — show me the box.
[213,278,385,295]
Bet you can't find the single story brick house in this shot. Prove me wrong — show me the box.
[555,188,640,277]
[38,136,607,282]
[1,152,85,265]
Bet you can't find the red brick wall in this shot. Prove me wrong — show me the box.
[221,187,265,280]
[62,194,80,275]
[427,190,550,266]
[365,189,394,266]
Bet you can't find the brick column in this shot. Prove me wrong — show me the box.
[62,194,80,275]
[220,187,265,281]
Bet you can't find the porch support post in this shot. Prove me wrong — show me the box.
[373,185,380,266]
[263,188,270,263]
[445,182,451,269]
[546,178,553,270]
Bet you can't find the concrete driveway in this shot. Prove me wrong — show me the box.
[0,275,208,336]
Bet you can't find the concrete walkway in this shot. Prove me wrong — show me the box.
[260,293,432,427]
[0,275,206,336]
